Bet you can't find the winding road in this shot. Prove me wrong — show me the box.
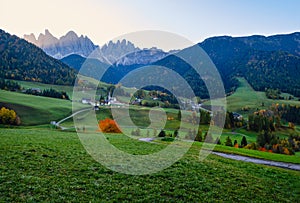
[211,151,300,171]
[139,137,300,171]
[55,106,300,171]
[55,108,92,130]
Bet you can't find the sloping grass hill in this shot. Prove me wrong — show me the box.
[0,90,75,125]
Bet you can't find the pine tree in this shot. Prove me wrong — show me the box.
[158,130,166,137]
[177,110,182,120]
[241,136,248,147]
[174,129,179,138]
[195,129,203,142]
[225,136,233,147]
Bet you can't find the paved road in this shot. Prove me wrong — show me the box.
[138,137,300,171]
[212,151,300,171]
[55,108,92,130]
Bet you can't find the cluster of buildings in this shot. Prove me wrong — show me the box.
[81,94,123,110]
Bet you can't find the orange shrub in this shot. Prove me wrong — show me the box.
[259,147,267,152]
[98,118,121,133]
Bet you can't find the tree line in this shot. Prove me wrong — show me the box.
[25,88,70,100]
[0,78,21,91]
[0,78,70,100]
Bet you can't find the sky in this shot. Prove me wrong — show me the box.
[0,0,300,50]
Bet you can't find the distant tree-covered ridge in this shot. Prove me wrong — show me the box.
[2,28,300,98]
[0,29,76,85]
[98,32,300,98]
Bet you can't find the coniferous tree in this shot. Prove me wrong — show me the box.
[241,136,248,147]
[225,136,233,147]
[177,110,182,121]
[174,129,179,138]
[158,130,166,137]
[195,129,202,142]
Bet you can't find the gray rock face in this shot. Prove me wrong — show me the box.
[24,30,178,65]
[96,39,140,64]
[115,47,170,66]
[24,29,98,59]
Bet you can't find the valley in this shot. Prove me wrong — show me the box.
[1,28,300,202]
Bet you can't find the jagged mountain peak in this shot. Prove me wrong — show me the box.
[24,29,98,59]
[23,29,177,65]
[62,30,78,40]
[23,33,37,44]
[36,29,58,47]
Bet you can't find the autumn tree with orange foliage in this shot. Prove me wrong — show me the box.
[98,118,121,133]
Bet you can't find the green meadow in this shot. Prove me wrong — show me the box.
[0,90,86,125]
[0,127,299,202]
[1,78,300,201]
[205,77,300,117]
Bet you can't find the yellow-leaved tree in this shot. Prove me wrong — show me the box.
[0,107,20,125]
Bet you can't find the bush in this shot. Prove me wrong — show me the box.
[98,118,121,133]
[0,107,21,125]
[158,130,166,137]
[244,143,258,150]
[162,137,175,142]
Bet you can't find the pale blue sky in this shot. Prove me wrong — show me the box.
[0,0,299,48]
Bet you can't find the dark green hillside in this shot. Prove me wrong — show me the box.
[0,29,76,85]
[60,54,87,71]
[238,32,300,56]
[98,33,300,98]
[61,54,108,71]
[61,54,109,80]
[198,33,300,96]
[241,51,300,96]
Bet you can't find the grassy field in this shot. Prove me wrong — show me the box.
[67,105,300,164]
[0,90,86,125]
[10,80,75,97]
[11,77,136,100]
[0,127,299,202]
[204,77,300,117]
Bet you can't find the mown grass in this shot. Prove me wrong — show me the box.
[0,127,299,202]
